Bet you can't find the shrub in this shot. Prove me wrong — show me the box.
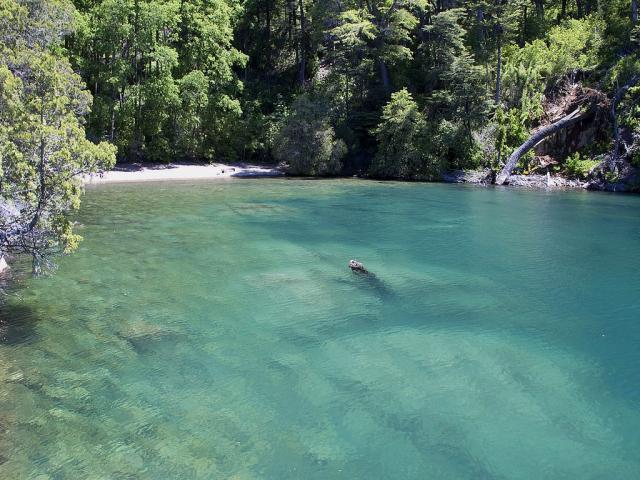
[273,94,346,176]
[564,153,599,179]
[502,17,604,117]
[370,89,444,179]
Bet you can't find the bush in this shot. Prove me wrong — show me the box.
[273,94,346,176]
[494,107,530,169]
[370,89,443,179]
[564,153,599,179]
[502,17,604,116]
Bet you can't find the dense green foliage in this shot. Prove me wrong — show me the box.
[0,0,115,271]
[69,0,246,161]
[35,0,640,176]
[564,152,600,178]
[273,94,346,175]
[231,0,640,175]
[370,89,433,179]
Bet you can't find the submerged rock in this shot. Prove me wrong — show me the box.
[117,318,176,340]
[116,319,180,353]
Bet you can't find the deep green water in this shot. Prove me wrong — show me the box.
[1,179,640,479]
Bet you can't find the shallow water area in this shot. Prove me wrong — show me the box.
[1,179,639,479]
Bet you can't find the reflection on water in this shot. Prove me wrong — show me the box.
[1,179,639,479]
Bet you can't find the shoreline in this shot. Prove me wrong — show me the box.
[441,169,639,193]
[83,162,283,184]
[82,163,638,193]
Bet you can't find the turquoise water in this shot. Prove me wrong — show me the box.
[1,179,640,479]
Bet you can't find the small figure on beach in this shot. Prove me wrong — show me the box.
[349,259,368,274]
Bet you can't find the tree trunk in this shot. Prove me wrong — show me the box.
[110,51,116,142]
[298,0,306,87]
[633,0,638,24]
[611,74,640,163]
[110,102,116,142]
[133,0,141,160]
[519,6,527,48]
[379,59,391,95]
[476,7,485,45]
[266,0,272,69]
[495,31,502,104]
[495,107,594,184]
[561,0,567,18]
[29,99,47,232]
[178,0,187,44]
[534,0,544,18]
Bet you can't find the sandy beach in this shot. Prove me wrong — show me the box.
[83,163,283,184]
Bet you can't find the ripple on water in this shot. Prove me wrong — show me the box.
[0,179,639,479]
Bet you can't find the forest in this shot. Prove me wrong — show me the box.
[1,0,639,266]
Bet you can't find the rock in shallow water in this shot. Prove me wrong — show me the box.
[116,319,181,353]
[441,169,493,185]
[506,174,588,189]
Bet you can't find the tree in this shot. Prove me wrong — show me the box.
[370,88,441,179]
[495,105,598,184]
[70,0,246,162]
[330,0,426,96]
[1,0,116,273]
[273,94,346,175]
[175,70,209,159]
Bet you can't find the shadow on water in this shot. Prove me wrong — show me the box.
[117,331,185,355]
[0,302,39,345]
[346,271,395,300]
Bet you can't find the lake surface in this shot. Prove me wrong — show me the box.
[1,179,640,479]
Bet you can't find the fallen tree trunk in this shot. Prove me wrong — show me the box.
[495,107,594,185]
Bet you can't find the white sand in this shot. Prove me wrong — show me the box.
[83,163,282,184]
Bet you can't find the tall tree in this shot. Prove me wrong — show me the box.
[0,0,116,272]
[70,0,246,162]
[331,0,426,96]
